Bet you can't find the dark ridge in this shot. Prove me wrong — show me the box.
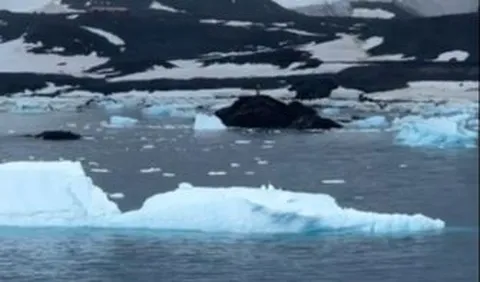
[0,62,476,97]
[356,13,479,62]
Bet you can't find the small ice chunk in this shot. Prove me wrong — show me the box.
[140,167,162,174]
[109,193,125,199]
[230,163,240,168]
[162,172,176,177]
[244,171,255,175]
[235,140,251,144]
[208,171,227,176]
[142,144,155,150]
[91,168,110,173]
[257,160,269,165]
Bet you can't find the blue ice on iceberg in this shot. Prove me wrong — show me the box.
[393,113,478,148]
[347,115,390,129]
[193,113,227,131]
[0,161,446,236]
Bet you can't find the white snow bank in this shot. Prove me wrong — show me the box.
[433,50,470,62]
[352,8,395,19]
[0,0,51,13]
[193,113,227,131]
[102,116,138,128]
[149,1,183,12]
[0,161,120,227]
[82,26,125,46]
[0,37,107,76]
[392,113,478,148]
[0,161,445,235]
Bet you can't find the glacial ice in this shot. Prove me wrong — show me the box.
[142,105,195,118]
[392,113,478,148]
[347,115,390,129]
[0,161,446,235]
[193,113,227,131]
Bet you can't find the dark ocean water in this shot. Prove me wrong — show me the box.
[0,110,478,282]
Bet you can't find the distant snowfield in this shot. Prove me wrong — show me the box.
[0,0,79,14]
[0,0,52,13]
[149,1,184,13]
[82,26,125,47]
[352,8,396,19]
[0,37,107,76]
[433,50,470,62]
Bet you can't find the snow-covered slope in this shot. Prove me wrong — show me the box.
[0,2,477,99]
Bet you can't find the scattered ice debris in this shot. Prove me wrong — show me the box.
[322,179,346,185]
[208,171,227,176]
[263,140,276,144]
[399,164,408,168]
[99,100,125,112]
[244,171,256,175]
[261,145,274,149]
[109,193,125,199]
[193,113,227,131]
[141,144,155,150]
[102,116,138,128]
[140,167,162,174]
[88,161,99,167]
[257,160,269,165]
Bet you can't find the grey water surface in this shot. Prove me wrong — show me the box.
[0,110,477,282]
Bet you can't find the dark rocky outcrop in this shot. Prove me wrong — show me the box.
[23,130,83,141]
[290,78,339,100]
[215,95,342,130]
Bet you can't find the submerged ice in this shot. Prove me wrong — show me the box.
[0,161,445,235]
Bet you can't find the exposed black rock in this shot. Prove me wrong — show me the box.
[214,95,342,130]
[290,77,339,100]
[23,130,83,141]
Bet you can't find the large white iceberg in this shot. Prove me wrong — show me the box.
[193,113,227,131]
[0,161,120,227]
[0,161,445,235]
[392,113,478,148]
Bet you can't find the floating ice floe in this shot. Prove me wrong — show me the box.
[193,113,227,131]
[102,116,138,128]
[0,161,446,235]
[392,113,478,148]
